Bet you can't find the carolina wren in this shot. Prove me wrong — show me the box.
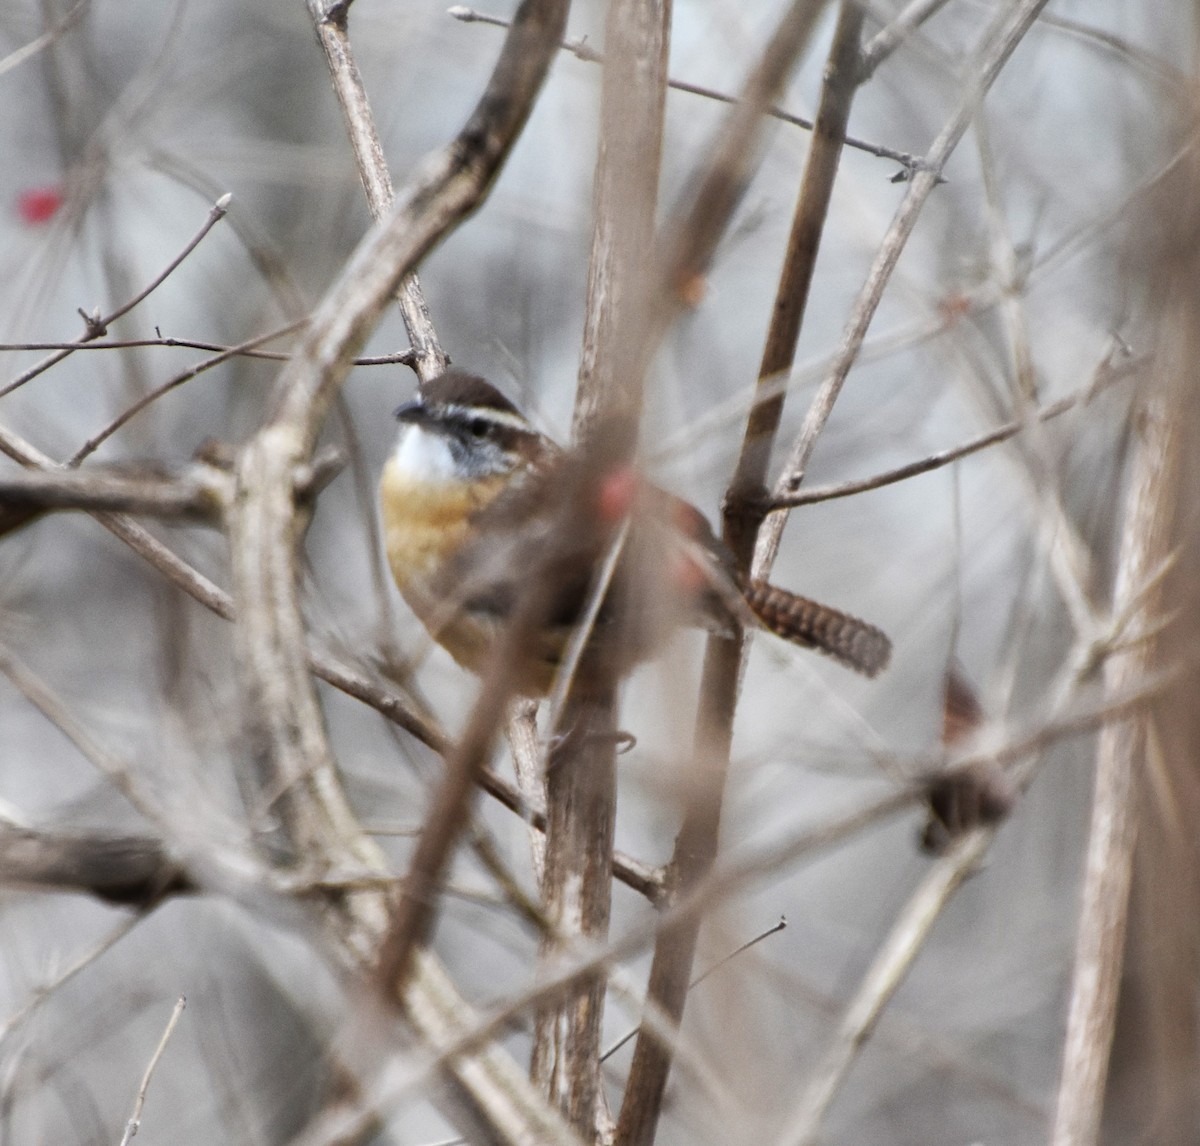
[379,370,890,695]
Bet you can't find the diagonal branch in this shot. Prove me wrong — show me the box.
[307,0,448,382]
[224,4,590,1144]
[0,195,230,399]
[227,0,572,863]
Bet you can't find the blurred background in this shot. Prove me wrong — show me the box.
[0,1,1189,1143]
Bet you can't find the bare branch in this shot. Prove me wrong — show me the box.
[763,359,1139,510]
[118,995,186,1146]
[450,5,932,176]
[0,336,413,367]
[307,0,448,381]
[755,0,1052,581]
[0,195,230,399]
[528,0,672,1128]
[1051,337,1183,1144]
[0,464,227,521]
[616,5,854,1142]
[0,824,193,906]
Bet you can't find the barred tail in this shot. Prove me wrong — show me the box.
[739,579,891,678]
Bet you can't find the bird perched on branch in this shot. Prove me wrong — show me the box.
[379,370,890,696]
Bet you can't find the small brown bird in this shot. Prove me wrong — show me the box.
[379,370,890,695]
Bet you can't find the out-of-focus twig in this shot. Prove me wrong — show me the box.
[0,464,224,526]
[614,3,846,1143]
[1051,354,1183,1140]
[527,0,671,1130]
[0,0,88,80]
[857,0,954,80]
[0,912,143,1046]
[0,823,194,905]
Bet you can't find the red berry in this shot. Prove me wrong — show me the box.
[17,186,63,225]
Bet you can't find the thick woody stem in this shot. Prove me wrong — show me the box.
[1051,319,1183,1146]
[227,3,583,1144]
[530,0,671,1135]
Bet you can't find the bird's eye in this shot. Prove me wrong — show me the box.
[467,418,490,438]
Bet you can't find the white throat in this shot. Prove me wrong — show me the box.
[391,424,462,483]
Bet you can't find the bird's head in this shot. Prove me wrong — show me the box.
[390,370,547,484]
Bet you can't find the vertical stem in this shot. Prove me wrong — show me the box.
[1051,380,1181,1144]
[535,0,672,1135]
[572,0,673,439]
[728,0,867,531]
[531,694,620,1132]
[614,7,863,1145]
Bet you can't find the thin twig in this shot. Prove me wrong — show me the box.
[67,318,309,465]
[1030,9,1183,92]
[0,0,88,80]
[450,5,932,176]
[857,0,954,80]
[0,195,230,399]
[755,0,1053,581]
[307,0,448,382]
[601,916,788,1063]
[0,336,413,366]
[0,913,143,1046]
[118,995,187,1146]
[763,363,1136,509]
[0,642,168,829]
[773,828,991,1146]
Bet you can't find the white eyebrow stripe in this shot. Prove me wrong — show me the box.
[442,404,533,432]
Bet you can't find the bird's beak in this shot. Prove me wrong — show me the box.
[393,396,427,424]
